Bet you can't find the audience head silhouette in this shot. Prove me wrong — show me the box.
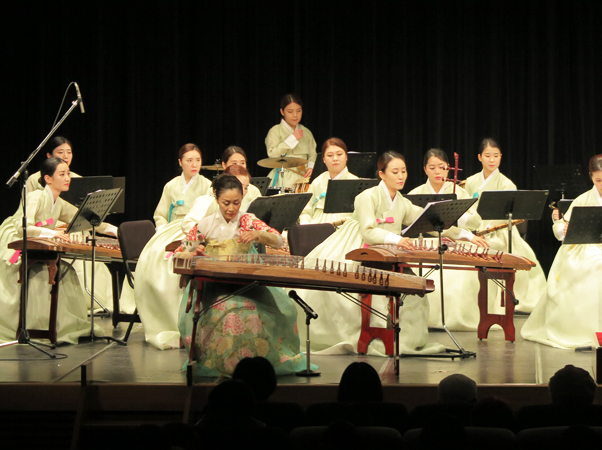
[549,364,597,406]
[471,396,515,429]
[337,362,383,402]
[232,356,277,402]
[437,374,477,405]
[207,379,256,416]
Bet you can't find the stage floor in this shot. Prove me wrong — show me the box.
[0,313,597,410]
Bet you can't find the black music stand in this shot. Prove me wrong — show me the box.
[535,164,589,203]
[402,198,478,359]
[564,207,602,245]
[403,194,458,238]
[247,193,312,233]
[557,199,574,217]
[250,177,271,196]
[66,188,125,345]
[323,179,380,214]
[477,190,548,253]
[310,152,378,182]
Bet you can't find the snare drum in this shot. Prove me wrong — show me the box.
[292,177,310,193]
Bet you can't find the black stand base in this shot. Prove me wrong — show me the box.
[295,369,321,377]
[78,334,126,346]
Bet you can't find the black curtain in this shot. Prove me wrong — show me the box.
[2,0,601,274]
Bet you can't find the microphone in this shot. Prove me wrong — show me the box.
[288,290,318,320]
[74,82,85,113]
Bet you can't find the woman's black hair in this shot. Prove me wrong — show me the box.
[212,173,243,199]
[280,93,303,110]
[178,143,202,160]
[44,136,72,155]
[39,157,67,187]
[478,138,501,155]
[423,148,449,167]
[377,151,405,174]
[221,146,247,165]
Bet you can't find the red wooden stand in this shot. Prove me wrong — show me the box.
[358,294,395,356]
[477,268,516,342]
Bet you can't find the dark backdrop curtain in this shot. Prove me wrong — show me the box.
[1,0,600,274]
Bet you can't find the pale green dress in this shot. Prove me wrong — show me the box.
[408,180,484,330]
[265,119,317,189]
[298,168,358,225]
[0,186,108,343]
[464,169,546,313]
[521,187,602,348]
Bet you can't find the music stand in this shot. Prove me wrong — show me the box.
[323,179,380,214]
[402,198,478,359]
[477,190,548,253]
[403,193,457,208]
[247,193,312,233]
[535,164,589,203]
[250,177,271,196]
[66,188,125,345]
[557,199,574,217]
[310,152,378,182]
[564,207,602,245]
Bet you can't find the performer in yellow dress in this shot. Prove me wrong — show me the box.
[132,144,212,349]
[265,94,317,188]
[408,149,486,330]
[175,174,308,376]
[0,158,116,344]
[521,155,602,348]
[464,139,546,313]
[296,152,485,356]
[298,137,359,225]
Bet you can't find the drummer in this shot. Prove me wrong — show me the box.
[299,137,358,225]
[265,93,317,189]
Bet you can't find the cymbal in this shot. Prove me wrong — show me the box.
[201,164,224,171]
[257,156,308,169]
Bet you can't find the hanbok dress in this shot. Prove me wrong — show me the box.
[408,180,483,330]
[293,181,479,356]
[0,186,111,344]
[521,187,602,348]
[298,167,358,225]
[464,169,546,313]
[265,119,317,189]
[24,170,116,312]
[131,173,211,349]
[175,209,309,376]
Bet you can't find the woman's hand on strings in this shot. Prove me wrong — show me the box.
[397,237,414,250]
[470,235,489,247]
[238,230,260,244]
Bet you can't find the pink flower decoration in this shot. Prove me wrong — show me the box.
[242,300,257,310]
[239,347,254,358]
[184,335,192,347]
[245,314,263,334]
[376,217,394,224]
[293,322,298,335]
[224,355,239,373]
[212,302,226,311]
[279,355,292,363]
[223,313,245,335]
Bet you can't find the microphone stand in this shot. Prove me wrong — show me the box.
[2,97,83,357]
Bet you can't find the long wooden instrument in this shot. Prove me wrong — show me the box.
[8,237,121,259]
[475,220,525,237]
[346,242,535,271]
[173,253,434,297]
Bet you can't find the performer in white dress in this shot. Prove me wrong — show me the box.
[298,137,359,225]
[134,145,259,350]
[521,155,602,348]
[24,137,114,314]
[265,94,317,189]
[464,139,546,313]
[408,149,486,330]
[0,158,117,344]
[296,152,485,356]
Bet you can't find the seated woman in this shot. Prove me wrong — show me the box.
[0,157,116,344]
[175,174,308,376]
[294,151,485,356]
[298,137,358,225]
[521,155,602,348]
[408,148,486,331]
[464,138,546,313]
[132,143,212,349]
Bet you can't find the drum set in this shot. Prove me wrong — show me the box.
[203,156,310,194]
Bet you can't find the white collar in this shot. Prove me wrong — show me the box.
[379,180,398,209]
[426,178,451,194]
[478,168,499,191]
[594,186,602,206]
[180,172,198,194]
[280,118,298,133]
[44,184,58,213]
[330,166,349,180]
